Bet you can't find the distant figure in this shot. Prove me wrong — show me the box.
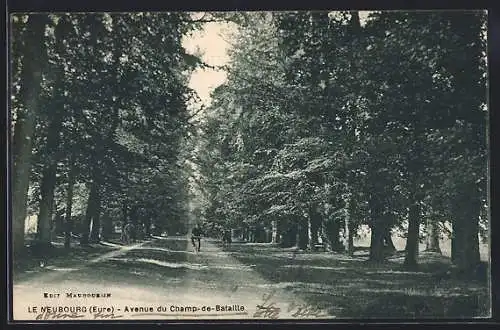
[120,222,127,243]
[222,229,232,248]
[191,224,203,252]
[122,222,135,244]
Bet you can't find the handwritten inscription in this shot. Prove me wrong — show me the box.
[253,290,328,319]
[92,311,123,319]
[35,310,85,320]
[287,301,327,318]
[253,291,281,319]
[34,310,123,320]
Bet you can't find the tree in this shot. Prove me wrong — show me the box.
[35,15,74,247]
[12,14,49,256]
[13,12,202,252]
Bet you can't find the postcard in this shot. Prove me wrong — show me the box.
[9,10,490,321]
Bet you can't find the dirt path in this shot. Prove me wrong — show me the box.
[177,239,332,319]
[12,237,332,321]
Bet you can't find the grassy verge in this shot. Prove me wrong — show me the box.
[222,241,490,318]
[12,234,127,282]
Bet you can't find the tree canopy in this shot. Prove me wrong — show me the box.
[11,11,488,276]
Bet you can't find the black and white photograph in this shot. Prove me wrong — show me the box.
[9,10,490,320]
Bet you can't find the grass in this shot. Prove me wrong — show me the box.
[15,237,193,291]
[12,233,490,319]
[76,239,192,286]
[11,233,141,283]
[221,237,490,319]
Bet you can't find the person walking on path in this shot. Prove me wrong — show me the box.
[191,224,203,252]
[222,228,232,248]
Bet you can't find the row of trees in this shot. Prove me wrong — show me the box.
[11,13,205,256]
[195,11,488,273]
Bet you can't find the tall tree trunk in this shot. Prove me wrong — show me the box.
[320,221,331,251]
[344,195,355,256]
[325,218,343,252]
[80,180,98,245]
[451,182,481,275]
[449,12,484,276]
[271,220,278,244]
[288,222,297,247]
[89,175,103,243]
[348,223,355,255]
[297,216,308,250]
[404,201,421,269]
[307,217,312,250]
[144,216,151,237]
[122,202,128,225]
[369,224,385,262]
[101,210,113,241]
[451,225,459,263]
[36,114,65,245]
[36,165,57,246]
[384,227,396,252]
[308,207,320,250]
[293,220,299,249]
[12,15,48,257]
[425,217,441,254]
[90,196,102,242]
[463,196,481,272]
[276,220,290,247]
[54,210,64,235]
[311,219,319,247]
[279,221,292,247]
[64,159,75,249]
[34,15,69,248]
[130,205,139,241]
[368,194,385,262]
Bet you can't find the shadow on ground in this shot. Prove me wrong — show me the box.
[220,242,490,319]
[13,244,117,282]
[12,235,154,283]
[62,238,192,289]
